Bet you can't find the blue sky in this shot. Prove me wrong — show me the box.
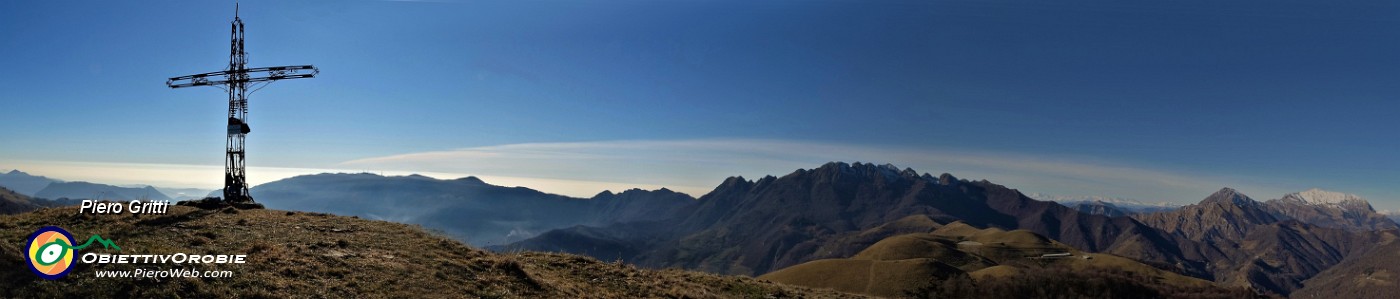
[2,0,1398,207]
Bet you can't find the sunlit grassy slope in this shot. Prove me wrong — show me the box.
[0,206,859,298]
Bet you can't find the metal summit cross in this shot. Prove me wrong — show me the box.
[166,4,318,207]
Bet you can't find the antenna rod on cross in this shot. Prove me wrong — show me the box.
[166,5,318,208]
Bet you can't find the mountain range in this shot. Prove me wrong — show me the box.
[1130,188,1387,295]
[0,169,208,202]
[6,162,1397,297]
[1264,188,1398,231]
[495,162,1397,297]
[1033,193,1183,216]
[247,173,696,246]
[34,181,172,202]
[0,170,61,196]
[499,162,1206,278]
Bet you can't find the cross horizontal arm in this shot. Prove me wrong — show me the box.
[167,65,318,88]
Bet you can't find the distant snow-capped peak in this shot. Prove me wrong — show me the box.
[1283,188,1366,206]
[1026,193,1181,208]
[879,163,900,172]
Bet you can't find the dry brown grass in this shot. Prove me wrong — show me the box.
[966,265,1020,281]
[0,206,863,298]
[758,258,962,298]
[761,222,1224,298]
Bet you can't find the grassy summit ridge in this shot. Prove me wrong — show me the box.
[0,206,856,298]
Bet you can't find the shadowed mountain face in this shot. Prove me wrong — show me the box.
[34,181,172,202]
[505,162,1200,277]
[1133,188,1382,296]
[249,173,696,246]
[0,186,43,214]
[1135,188,1278,242]
[0,170,61,196]
[1292,230,1400,299]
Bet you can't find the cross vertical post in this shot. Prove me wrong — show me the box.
[166,6,318,207]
